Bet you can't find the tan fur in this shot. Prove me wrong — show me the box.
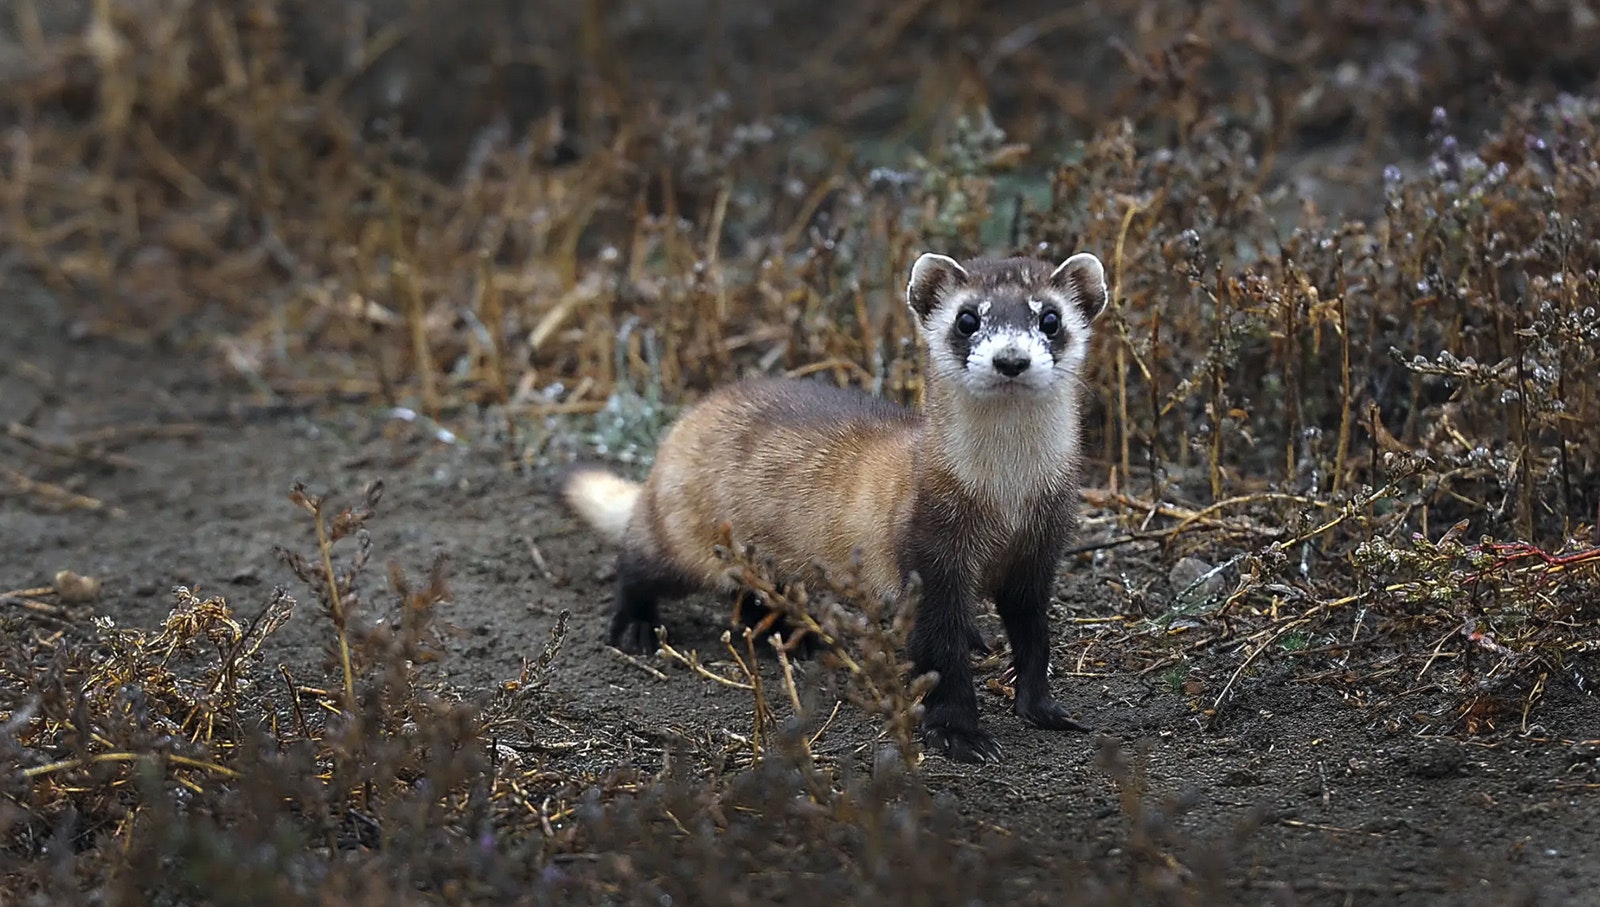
[627,379,919,600]
[563,371,1082,609]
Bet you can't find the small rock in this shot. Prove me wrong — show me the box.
[53,570,101,604]
[1169,556,1226,601]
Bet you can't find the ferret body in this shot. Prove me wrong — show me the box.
[561,251,1108,762]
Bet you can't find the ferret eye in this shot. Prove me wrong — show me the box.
[956,311,981,335]
[1039,311,1061,336]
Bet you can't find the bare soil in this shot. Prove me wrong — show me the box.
[6,274,1595,906]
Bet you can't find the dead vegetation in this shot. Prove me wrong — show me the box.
[3,0,1599,903]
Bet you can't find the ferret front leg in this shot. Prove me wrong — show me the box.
[995,553,1090,733]
[906,559,1000,763]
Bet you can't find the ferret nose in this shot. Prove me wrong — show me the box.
[992,353,1030,377]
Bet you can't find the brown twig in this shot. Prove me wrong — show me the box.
[657,635,754,690]
[6,422,141,470]
[0,461,124,516]
[607,644,668,681]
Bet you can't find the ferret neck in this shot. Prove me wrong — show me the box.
[922,379,1082,507]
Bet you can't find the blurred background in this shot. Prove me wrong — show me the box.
[3,0,1598,539]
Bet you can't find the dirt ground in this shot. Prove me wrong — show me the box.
[5,270,1595,906]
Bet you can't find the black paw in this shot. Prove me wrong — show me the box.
[781,630,824,661]
[924,724,1003,764]
[607,618,660,655]
[1016,697,1091,732]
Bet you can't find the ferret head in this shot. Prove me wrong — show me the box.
[906,252,1108,399]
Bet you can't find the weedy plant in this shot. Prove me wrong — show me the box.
[1,473,1268,905]
[2,480,576,902]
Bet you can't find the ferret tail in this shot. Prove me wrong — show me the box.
[559,466,641,544]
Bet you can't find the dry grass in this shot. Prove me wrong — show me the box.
[3,0,1600,903]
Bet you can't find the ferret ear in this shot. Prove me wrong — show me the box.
[906,253,969,323]
[1049,253,1108,323]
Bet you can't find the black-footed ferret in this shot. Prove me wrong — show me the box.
[560,251,1107,763]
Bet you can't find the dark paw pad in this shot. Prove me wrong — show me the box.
[1017,698,1090,732]
[608,619,660,655]
[924,725,1003,764]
